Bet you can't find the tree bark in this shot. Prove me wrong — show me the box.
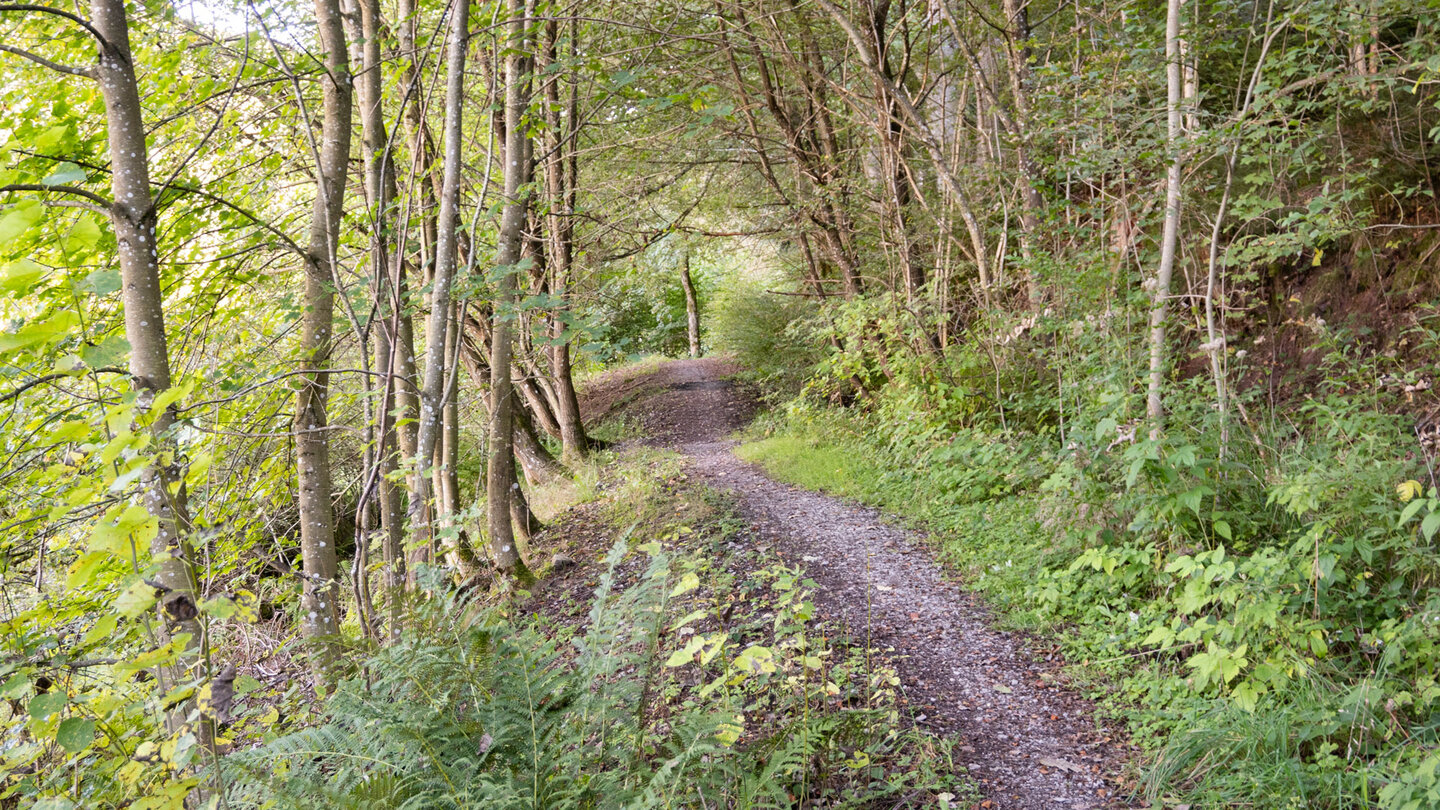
[409,0,469,556]
[292,0,352,666]
[488,0,534,582]
[91,0,205,731]
[355,0,405,639]
[1147,0,1186,435]
[680,253,701,358]
[540,16,593,466]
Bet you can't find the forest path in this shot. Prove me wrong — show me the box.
[583,358,1134,810]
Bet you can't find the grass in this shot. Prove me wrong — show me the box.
[736,422,1059,620]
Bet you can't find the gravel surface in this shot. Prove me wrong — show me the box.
[596,358,1136,809]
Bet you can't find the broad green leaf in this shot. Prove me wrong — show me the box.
[732,645,776,676]
[1422,511,1440,542]
[665,636,706,667]
[0,199,43,244]
[28,691,66,720]
[670,571,699,597]
[43,162,87,186]
[1213,520,1232,540]
[0,259,45,294]
[64,213,102,252]
[0,310,79,354]
[55,717,95,752]
[79,614,118,649]
[115,579,159,618]
[78,268,121,296]
[80,334,129,367]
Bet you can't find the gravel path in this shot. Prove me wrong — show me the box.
[606,358,1135,809]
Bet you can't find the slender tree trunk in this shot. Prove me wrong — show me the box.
[540,17,593,466]
[680,253,701,358]
[409,0,469,555]
[355,0,405,639]
[459,323,566,485]
[291,0,351,667]
[1147,0,1186,435]
[488,0,533,581]
[91,0,205,730]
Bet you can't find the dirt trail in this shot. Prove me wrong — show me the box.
[588,358,1134,809]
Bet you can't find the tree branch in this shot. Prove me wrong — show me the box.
[0,43,93,77]
[0,183,113,210]
[0,367,126,405]
[0,4,109,48]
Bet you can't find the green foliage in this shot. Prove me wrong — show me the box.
[741,308,1440,807]
[223,537,956,808]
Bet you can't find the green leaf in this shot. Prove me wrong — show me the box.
[64,214,102,252]
[115,579,159,618]
[1213,520,1232,540]
[0,199,43,244]
[28,691,66,720]
[78,614,118,649]
[80,334,130,367]
[43,162,87,186]
[78,268,121,296]
[55,717,95,752]
[0,259,45,294]
[0,672,29,699]
[1422,511,1440,542]
[665,636,706,667]
[0,310,80,354]
[732,645,777,676]
[670,571,699,597]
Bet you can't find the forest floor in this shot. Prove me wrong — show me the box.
[547,357,1139,809]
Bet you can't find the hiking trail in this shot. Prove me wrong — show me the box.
[582,357,1136,810]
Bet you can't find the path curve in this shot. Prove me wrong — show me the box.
[602,358,1134,810]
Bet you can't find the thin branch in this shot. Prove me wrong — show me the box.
[0,182,112,209]
[0,4,109,48]
[0,43,93,77]
[0,367,126,405]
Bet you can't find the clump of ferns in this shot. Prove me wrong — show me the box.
[220,540,950,808]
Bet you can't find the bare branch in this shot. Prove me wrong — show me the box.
[0,4,109,48]
[0,182,112,209]
[0,43,93,77]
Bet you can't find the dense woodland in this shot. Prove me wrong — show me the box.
[2,0,1440,806]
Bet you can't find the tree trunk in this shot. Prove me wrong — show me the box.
[488,0,534,582]
[540,16,595,465]
[1147,0,1186,435]
[292,0,351,669]
[409,0,469,556]
[680,253,701,358]
[91,0,205,731]
[355,0,405,639]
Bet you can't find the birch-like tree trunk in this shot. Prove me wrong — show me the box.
[541,16,593,465]
[409,0,469,554]
[295,0,352,661]
[1146,0,1186,434]
[355,0,405,637]
[91,0,205,729]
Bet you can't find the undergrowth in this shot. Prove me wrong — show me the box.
[738,306,1440,809]
[214,450,964,809]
